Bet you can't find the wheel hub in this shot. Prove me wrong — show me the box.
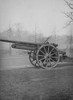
[44,53,51,59]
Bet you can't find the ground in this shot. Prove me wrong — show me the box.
[0,65,73,100]
[0,51,73,100]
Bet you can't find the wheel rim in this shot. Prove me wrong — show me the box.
[36,44,59,69]
[29,51,39,67]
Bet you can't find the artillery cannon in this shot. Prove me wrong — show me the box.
[0,37,67,69]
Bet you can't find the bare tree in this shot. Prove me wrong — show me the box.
[64,0,73,57]
[64,0,73,26]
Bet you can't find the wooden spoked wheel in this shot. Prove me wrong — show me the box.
[29,51,39,67]
[36,44,60,69]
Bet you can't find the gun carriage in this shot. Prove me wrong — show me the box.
[0,37,67,69]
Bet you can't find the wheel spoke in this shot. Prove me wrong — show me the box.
[44,46,47,53]
[50,58,56,63]
[43,59,47,64]
[51,56,58,59]
[41,58,49,68]
[48,59,52,67]
[51,52,58,56]
[38,57,45,61]
[44,59,51,67]
[50,47,55,54]
[45,59,49,67]
[40,49,45,55]
[48,46,49,53]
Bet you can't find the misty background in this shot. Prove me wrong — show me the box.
[0,0,73,69]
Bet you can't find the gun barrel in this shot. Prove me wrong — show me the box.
[0,39,41,46]
[0,39,25,44]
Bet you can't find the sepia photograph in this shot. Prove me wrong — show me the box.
[0,0,73,100]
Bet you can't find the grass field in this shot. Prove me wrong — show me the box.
[0,65,73,100]
[0,50,73,100]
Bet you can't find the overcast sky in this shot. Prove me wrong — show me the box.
[0,0,69,36]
